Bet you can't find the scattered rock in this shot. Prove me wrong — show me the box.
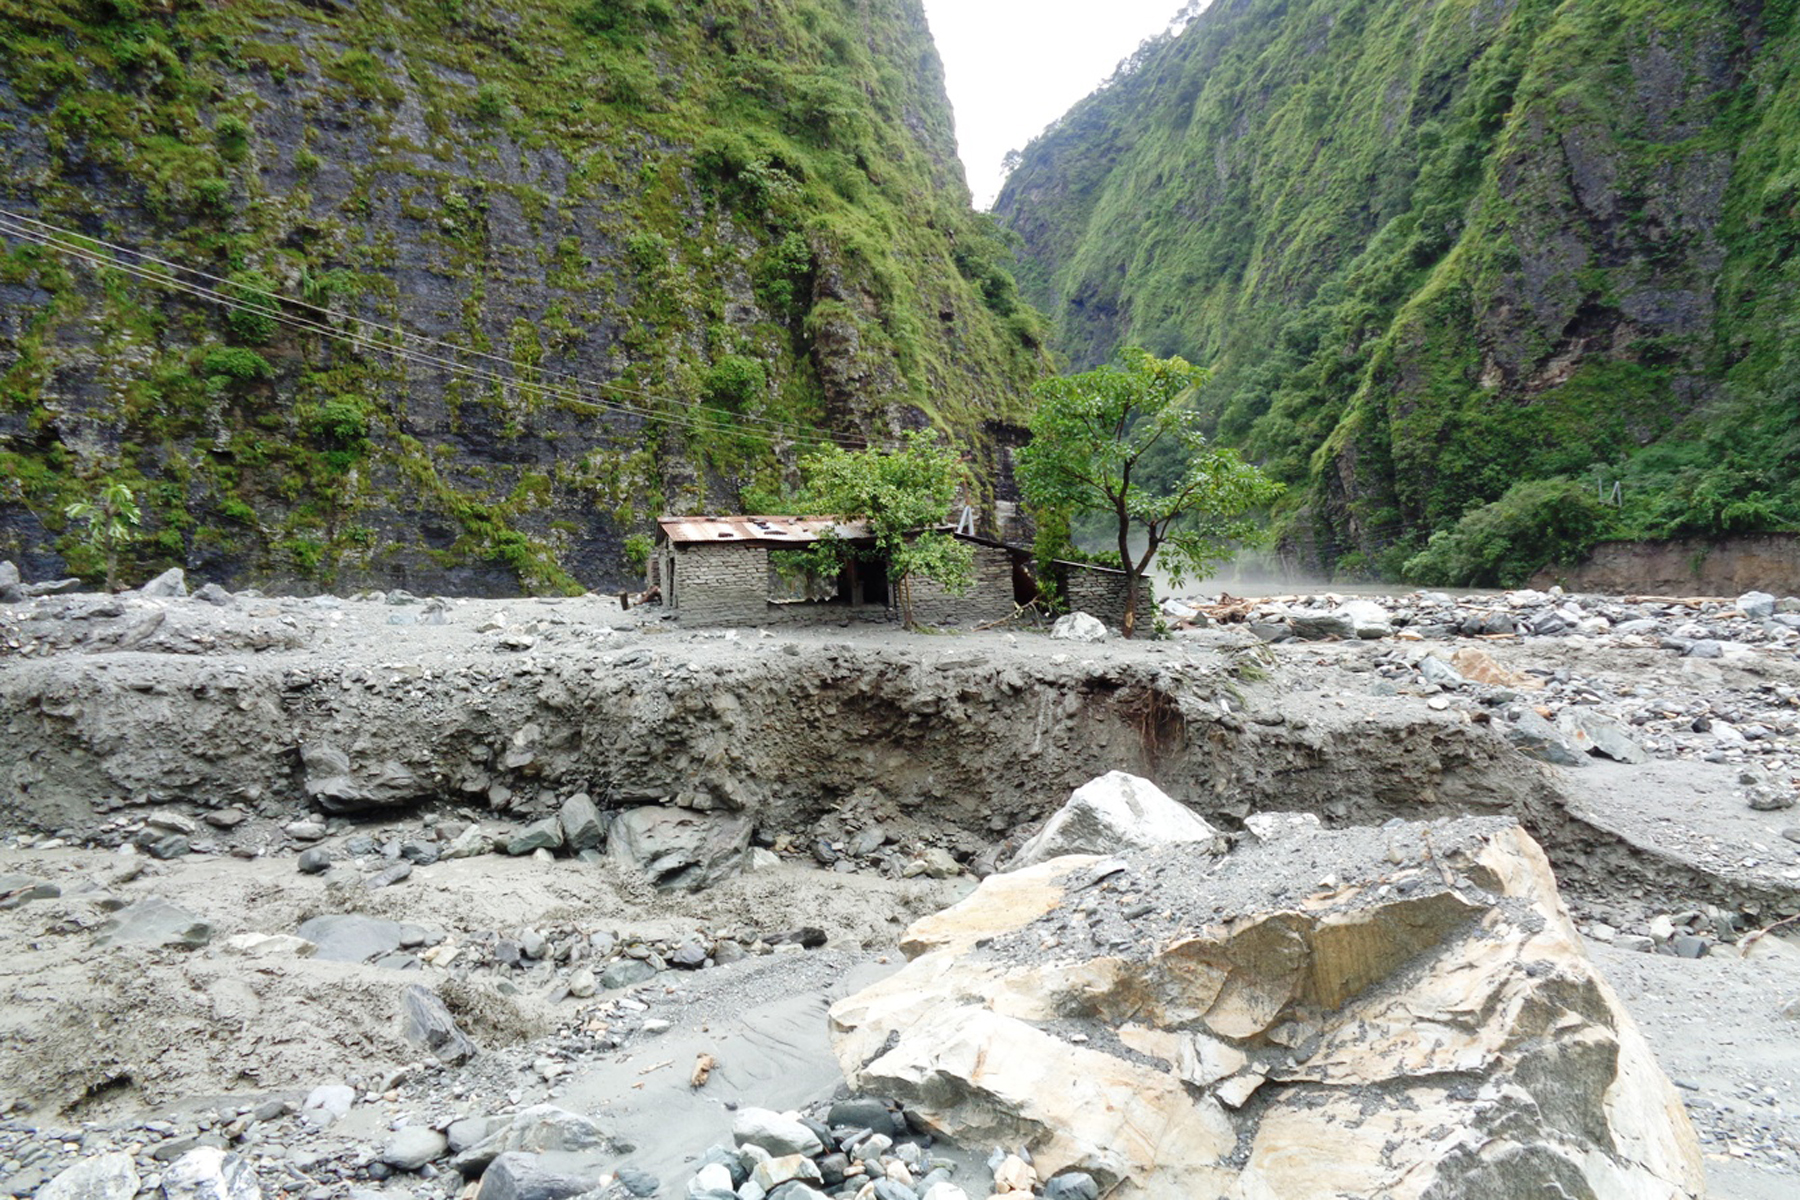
[1011,771,1223,868]
[299,742,424,814]
[160,1148,259,1200]
[732,1108,824,1158]
[1287,610,1355,640]
[1242,812,1321,842]
[1449,647,1540,689]
[1505,709,1586,767]
[507,817,566,857]
[296,914,403,963]
[401,983,478,1065]
[1335,599,1392,638]
[1416,654,1463,687]
[600,959,658,990]
[384,1126,450,1171]
[296,847,332,874]
[367,861,414,889]
[136,567,188,599]
[1739,591,1778,620]
[1049,612,1107,642]
[221,933,316,958]
[301,1084,355,1127]
[1556,709,1652,764]
[606,808,753,892]
[475,1153,594,1200]
[559,793,606,851]
[37,1153,139,1200]
[95,898,212,948]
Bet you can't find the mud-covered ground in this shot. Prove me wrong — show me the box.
[1,584,1799,1198]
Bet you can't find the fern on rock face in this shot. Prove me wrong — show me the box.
[998,0,1800,583]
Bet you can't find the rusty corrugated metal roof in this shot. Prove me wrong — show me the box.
[656,515,872,546]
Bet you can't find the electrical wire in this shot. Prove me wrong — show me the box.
[0,206,868,451]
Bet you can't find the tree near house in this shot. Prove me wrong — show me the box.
[1017,347,1283,637]
[797,429,974,628]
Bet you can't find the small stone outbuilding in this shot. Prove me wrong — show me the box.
[647,515,1143,629]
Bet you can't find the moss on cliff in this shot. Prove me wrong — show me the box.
[998,0,1800,581]
[0,0,1046,592]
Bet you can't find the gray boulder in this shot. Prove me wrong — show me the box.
[449,1116,511,1153]
[299,742,424,814]
[1739,591,1778,619]
[301,1084,355,1127]
[1242,812,1322,843]
[476,1155,595,1200]
[732,1107,824,1158]
[402,983,477,1065]
[136,567,188,599]
[606,808,753,891]
[0,560,21,604]
[296,914,403,963]
[599,959,657,989]
[193,582,236,606]
[1287,610,1355,640]
[559,793,606,851]
[1416,655,1464,688]
[1505,710,1586,767]
[38,1153,139,1200]
[1011,772,1222,869]
[96,898,212,948]
[507,817,565,857]
[383,1126,450,1171]
[160,1148,259,1200]
[1336,600,1392,638]
[455,1107,615,1178]
[1556,710,1652,765]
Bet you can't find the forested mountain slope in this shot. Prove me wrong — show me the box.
[0,0,1044,593]
[996,0,1800,579]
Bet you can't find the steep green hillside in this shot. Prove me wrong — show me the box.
[997,0,1800,579]
[0,0,1044,593]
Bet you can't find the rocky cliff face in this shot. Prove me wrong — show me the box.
[996,0,1800,575]
[0,0,1045,594]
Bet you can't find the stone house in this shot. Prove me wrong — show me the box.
[647,515,1142,629]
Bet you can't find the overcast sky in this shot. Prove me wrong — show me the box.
[922,0,1201,209]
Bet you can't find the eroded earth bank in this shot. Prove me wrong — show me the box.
[2,580,1799,1200]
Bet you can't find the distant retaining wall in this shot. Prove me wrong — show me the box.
[1530,532,1800,597]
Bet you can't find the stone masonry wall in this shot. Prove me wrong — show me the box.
[1061,566,1145,631]
[909,544,1018,626]
[670,544,774,625]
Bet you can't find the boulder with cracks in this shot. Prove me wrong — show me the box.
[830,817,1705,1200]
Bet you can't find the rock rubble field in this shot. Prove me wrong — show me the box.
[2,567,1799,1200]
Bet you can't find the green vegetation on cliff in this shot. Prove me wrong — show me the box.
[0,0,1046,592]
[997,0,1800,583]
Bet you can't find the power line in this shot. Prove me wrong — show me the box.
[0,207,867,451]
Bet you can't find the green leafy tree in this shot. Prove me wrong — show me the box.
[1017,348,1284,637]
[63,479,142,593]
[797,429,973,629]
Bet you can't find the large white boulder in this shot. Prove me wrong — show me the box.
[39,1154,139,1200]
[1010,772,1223,868]
[1050,612,1109,642]
[832,819,1704,1200]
